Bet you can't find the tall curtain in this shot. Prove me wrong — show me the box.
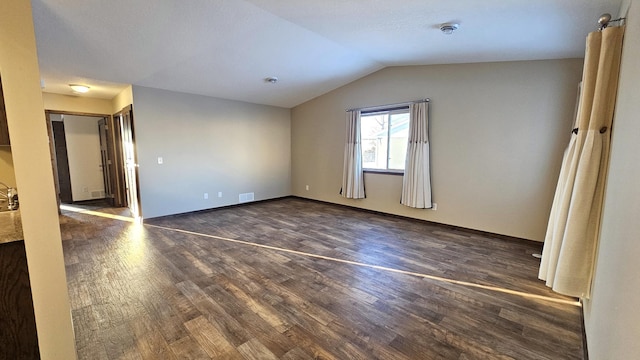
[539,26,625,298]
[341,110,365,199]
[401,102,432,208]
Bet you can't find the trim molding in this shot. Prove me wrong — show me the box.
[144,196,291,221]
[147,194,542,247]
[290,196,543,247]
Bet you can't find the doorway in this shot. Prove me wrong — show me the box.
[46,107,141,218]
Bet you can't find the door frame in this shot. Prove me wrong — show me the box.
[113,105,142,218]
[45,110,118,210]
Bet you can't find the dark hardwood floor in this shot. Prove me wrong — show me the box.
[61,197,583,359]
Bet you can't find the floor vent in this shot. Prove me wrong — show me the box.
[91,190,105,199]
[239,192,254,203]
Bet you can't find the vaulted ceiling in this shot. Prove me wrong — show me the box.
[32,0,622,108]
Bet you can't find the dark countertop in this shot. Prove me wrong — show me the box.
[0,210,23,244]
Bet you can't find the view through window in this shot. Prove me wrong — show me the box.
[361,107,410,171]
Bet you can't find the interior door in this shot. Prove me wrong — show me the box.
[110,114,126,207]
[52,120,73,203]
[117,106,141,218]
[98,118,114,206]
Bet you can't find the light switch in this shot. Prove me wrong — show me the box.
[157,157,163,164]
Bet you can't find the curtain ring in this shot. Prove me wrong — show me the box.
[600,126,608,134]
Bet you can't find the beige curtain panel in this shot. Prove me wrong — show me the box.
[401,102,432,208]
[539,26,625,298]
[341,110,366,199]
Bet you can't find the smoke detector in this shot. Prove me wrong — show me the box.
[440,23,459,35]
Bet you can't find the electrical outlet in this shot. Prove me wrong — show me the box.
[432,203,438,211]
[305,185,309,191]
[218,192,222,198]
[204,193,208,199]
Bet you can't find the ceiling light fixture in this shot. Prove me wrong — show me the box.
[439,23,459,35]
[265,77,279,84]
[69,84,90,93]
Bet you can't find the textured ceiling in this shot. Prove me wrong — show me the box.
[32,0,622,108]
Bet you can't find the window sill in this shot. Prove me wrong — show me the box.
[363,169,404,176]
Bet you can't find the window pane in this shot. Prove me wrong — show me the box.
[360,108,409,171]
[388,112,409,170]
[361,114,388,169]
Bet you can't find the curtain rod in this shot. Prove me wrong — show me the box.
[346,98,430,112]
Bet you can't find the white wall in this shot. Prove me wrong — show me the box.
[63,115,105,201]
[291,59,583,241]
[131,86,291,219]
[0,0,76,358]
[583,0,640,358]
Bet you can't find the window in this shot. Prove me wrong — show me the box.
[360,107,410,171]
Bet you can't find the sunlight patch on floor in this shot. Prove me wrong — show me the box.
[60,204,139,223]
